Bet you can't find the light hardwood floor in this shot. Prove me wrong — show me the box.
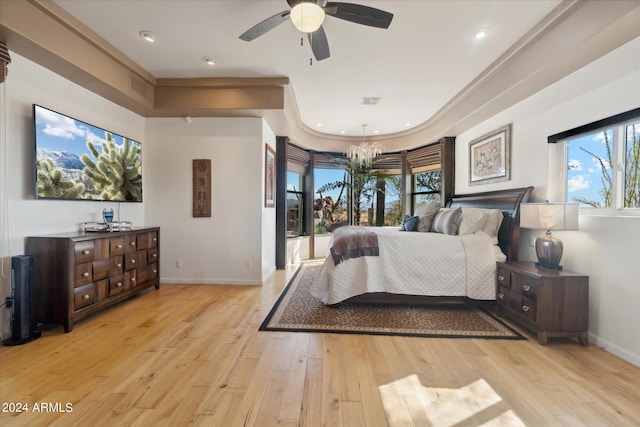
[1,264,639,426]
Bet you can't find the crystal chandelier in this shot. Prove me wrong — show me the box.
[346,124,383,167]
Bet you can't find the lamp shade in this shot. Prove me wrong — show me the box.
[520,203,579,231]
[290,3,325,33]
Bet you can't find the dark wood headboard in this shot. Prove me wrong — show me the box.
[447,186,533,261]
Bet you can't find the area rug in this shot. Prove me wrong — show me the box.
[260,263,526,339]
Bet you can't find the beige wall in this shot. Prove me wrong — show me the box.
[455,37,640,366]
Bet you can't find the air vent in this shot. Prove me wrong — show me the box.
[361,97,381,105]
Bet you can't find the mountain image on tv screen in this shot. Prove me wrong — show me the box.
[33,105,142,202]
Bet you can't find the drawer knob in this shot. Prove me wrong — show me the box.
[497,293,504,299]
[153,254,157,258]
[131,259,136,264]
[153,269,157,274]
[83,250,90,255]
[522,305,530,312]
[153,237,157,242]
[498,275,505,281]
[117,282,122,287]
[131,277,136,282]
[523,285,531,291]
[117,244,123,249]
[83,294,90,300]
[117,263,122,268]
[83,272,90,277]
[130,242,136,246]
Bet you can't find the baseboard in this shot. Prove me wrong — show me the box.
[160,278,263,286]
[590,333,640,368]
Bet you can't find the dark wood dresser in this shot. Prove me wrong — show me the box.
[26,227,160,332]
[496,261,589,346]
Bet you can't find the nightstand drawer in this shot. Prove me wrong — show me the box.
[497,286,509,304]
[512,275,538,299]
[521,296,537,321]
[497,268,510,288]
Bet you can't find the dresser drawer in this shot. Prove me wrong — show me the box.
[92,258,110,281]
[126,269,138,287]
[125,235,138,253]
[148,231,158,248]
[74,283,96,310]
[74,263,92,287]
[124,252,138,271]
[148,248,159,264]
[110,237,126,256]
[110,255,124,276]
[109,275,126,296]
[75,241,94,263]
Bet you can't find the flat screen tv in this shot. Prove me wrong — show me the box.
[33,104,142,202]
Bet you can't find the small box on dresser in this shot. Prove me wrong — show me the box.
[496,261,589,346]
[26,227,160,332]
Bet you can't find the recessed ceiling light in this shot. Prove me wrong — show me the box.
[316,123,322,127]
[474,27,491,40]
[405,123,411,127]
[373,130,379,134]
[202,57,216,66]
[139,30,157,43]
[340,130,345,134]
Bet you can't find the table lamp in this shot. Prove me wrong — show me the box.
[520,202,579,270]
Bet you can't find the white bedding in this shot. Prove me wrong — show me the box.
[309,227,505,305]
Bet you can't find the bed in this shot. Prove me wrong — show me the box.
[309,186,533,305]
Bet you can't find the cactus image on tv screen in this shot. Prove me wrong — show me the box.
[33,104,142,202]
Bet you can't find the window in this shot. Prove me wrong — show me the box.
[563,113,639,210]
[407,142,443,212]
[314,168,348,233]
[412,167,441,210]
[369,174,403,227]
[286,171,304,237]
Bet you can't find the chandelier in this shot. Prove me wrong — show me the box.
[346,124,383,167]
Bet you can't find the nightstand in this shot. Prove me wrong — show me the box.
[496,261,589,346]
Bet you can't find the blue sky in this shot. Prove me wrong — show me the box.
[567,123,639,207]
[34,105,139,157]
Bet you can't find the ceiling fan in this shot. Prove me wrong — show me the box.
[239,0,393,61]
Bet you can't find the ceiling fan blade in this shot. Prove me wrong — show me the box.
[325,2,393,29]
[308,26,330,61]
[239,10,291,41]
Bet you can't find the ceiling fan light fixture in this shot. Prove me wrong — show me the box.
[290,3,325,33]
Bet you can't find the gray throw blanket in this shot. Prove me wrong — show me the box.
[330,226,379,266]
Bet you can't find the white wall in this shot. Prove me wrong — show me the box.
[0,53,146,339]
[455,37,640,366]
[144,117,276,285]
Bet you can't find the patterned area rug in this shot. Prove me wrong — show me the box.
[260,263,526,339]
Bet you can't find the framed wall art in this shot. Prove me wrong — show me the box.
[193,159,211,217]
[469,124,511,185]
[265,144,276,208]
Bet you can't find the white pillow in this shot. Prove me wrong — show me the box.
[458,208,504,244]
[458,208,488,235]
[414,201,441,233]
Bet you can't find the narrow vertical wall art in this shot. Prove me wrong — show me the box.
[193,159,211,217]
[265,144,276,208]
